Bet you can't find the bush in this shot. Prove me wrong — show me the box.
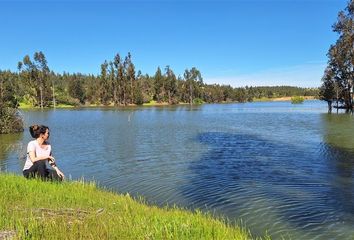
[193,98,204,104]
[55,93,81,106]
[0,105,24,134]
[21,94,37,107]
[291,96,304,104]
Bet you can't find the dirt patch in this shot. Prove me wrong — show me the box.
[0,230,16,240]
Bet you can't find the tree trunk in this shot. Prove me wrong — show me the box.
[131,79,133,104]
[0,79,3,101]
[40,85,43,109]
[328,101,332,113]
[189,83,193,105]
[52,81,56,108]
[113,88,117,106]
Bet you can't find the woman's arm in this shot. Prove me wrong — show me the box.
[48,156,65,180]
[28,151,55,163]
[52,165,65,180]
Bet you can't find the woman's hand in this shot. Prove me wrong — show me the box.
[56,169,65,180]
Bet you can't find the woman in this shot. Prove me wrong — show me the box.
[23,125,65,180]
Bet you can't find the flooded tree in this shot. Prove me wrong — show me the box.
[320,0,354,112]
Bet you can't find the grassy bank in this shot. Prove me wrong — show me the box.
[0,174,268,239]
[253,96,316,102]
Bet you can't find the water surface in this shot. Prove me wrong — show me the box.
[1,101,354,239]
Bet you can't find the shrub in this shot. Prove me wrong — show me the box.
[291,96,304,104]
[193,98,204,104]
[0,105,24,134]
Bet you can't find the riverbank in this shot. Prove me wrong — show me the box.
[253,96,316,102]
[18,101,188,109]
[0,174,269,239]
[18,97,317,109]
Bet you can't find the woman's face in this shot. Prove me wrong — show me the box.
[41,129,50,140]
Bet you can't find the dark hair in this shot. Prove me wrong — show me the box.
[29,125,49,138]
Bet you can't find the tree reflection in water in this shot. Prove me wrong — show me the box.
[0,133,24,172]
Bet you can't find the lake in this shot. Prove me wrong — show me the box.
[1,100,354,239]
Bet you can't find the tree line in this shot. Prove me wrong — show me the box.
[0,52,319,133]
[319,0,353,112]
[1,52,318,108]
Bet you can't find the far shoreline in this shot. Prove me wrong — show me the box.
[253,96,316,102]
[18,96,318,109]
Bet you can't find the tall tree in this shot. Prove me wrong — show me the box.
[34,51,51,108]
[320,0,354,111]
[18,52,51,108]
[154,67,163,102]
[113,54,124,105]
[100,61,111,105]
[184,67,203,104]
[68,74,85,104]
[125,53,136,104]
[165,66,178,104]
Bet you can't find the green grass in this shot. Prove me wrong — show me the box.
[18,102,76,109]
[54,104,76,108]
[0,174,269,239]
[18,102,33,109]
[143,100,163,106]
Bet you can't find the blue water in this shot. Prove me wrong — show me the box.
[1,100,353,239]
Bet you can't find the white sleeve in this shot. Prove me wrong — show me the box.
[27,141,36,154]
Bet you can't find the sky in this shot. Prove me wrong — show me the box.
[0,0,349,87]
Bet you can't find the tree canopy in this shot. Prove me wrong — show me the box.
[0,51,320,133]
[1,52,318,109]
[320,0,354,111]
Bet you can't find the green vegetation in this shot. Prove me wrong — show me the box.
[291,96,305,104]
[319,0,353,112]
[0,53,318,111]
[0,174,269,239]
[0,71,23,134]
[193,98,204,104]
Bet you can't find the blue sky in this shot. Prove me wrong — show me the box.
[0,0,348,87]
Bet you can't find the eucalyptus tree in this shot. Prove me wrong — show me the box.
[19,55,36,106]
[33,51,51,108]
[125,53,136,104]
[154,67,164,102]
[139,73,154,102]
[86,74,100,104]
[320,0,354,111]
[165,66,178,104]
[18,52,51,108]
[184,67,203,104]
[100,61,111,105]
[68,74,85,104]
[134,70,144,105]
[112,55,119,105]
[113,53,124,105]
[108,61,115,105]
[183,69,192,104]
[320,67,337,112]
[121,55,130,105]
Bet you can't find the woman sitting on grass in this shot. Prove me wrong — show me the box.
[23,125,65,181]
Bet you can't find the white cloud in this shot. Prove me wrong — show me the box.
[204,63,326,88]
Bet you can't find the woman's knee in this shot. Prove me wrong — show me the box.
[34,160,46,169]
